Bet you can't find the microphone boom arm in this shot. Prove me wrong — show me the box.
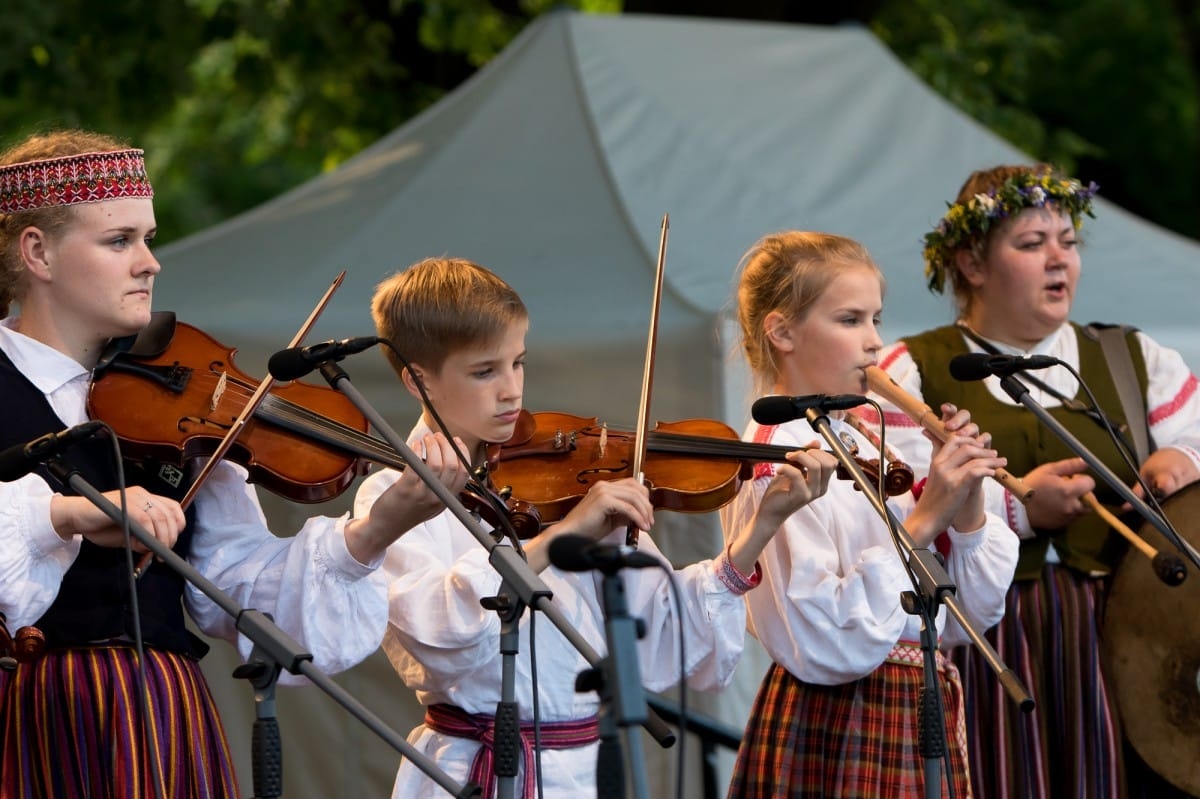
[41,455,479,799]
[996,374,1200,569]
[803,407,1034,713]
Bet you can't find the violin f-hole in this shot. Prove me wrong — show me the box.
[578,462,630,484]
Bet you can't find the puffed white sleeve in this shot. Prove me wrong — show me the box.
[1140,331,1200,471]
[0,473,81,627]
[937,514,1020,648]
[723,475,914,686]
[184,461,389,679]
[613,532,749,692]
[354,467,509,688]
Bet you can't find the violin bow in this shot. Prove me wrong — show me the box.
[135,271,347,576]
[627,214,669,547]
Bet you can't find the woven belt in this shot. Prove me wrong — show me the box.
[424,703,600,799]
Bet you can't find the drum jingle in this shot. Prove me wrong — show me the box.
[1102,481,1200,795]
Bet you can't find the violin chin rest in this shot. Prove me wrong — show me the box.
[95,311,177,369]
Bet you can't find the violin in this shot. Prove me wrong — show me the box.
[87,317,528,532]
[0,613,45,671]
[485,410,914,533]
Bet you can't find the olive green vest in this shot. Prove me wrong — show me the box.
[903,323,1150,580]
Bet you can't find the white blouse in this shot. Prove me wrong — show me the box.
[866,323,1200,539]
[355,419,753,799]
[0,319,388,678]
[720,415,1019,684]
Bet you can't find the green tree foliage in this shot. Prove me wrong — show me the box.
[1,0,1197,241]
[0,0,611,243]
[873,0,1200,237]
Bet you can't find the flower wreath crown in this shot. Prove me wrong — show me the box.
[923,170,1099,294]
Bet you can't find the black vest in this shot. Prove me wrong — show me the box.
[0,348,206,657]
[903,323,1149,580]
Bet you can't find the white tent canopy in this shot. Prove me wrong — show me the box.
[153,11,1200,797]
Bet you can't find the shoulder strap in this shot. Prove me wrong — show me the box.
[1084,322,1151,463]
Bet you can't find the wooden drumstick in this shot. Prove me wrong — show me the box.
[1081,492,1186,584]
[865,366,1186,585]
[865,366,1034,502]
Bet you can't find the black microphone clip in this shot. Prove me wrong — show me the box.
[267,336,381,382]
[0,421,106,482]
[751,393,869,425]
[548,533,660,574]
[949,352,1058,382]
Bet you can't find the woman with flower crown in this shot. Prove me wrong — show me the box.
[863,163,1200,798]
[0,129,472,799]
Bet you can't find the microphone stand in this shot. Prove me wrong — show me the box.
[41,457,478,799]
[575,564,651,799]
[314,360,675,799]
[995,374,1200,569]
[803,408,1034,799]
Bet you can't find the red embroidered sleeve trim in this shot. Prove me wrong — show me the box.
[1149,373,1198,426]
[752,423,778,480]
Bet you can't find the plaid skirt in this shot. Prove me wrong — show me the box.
[0,645,239,799]
[955,565,1197,799]
[728,645,970,798]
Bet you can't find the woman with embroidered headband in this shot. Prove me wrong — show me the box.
[0,129,470,798]
[721,230,1018,798]
[865,163,1200,798]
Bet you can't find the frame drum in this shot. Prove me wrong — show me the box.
[1102,481,1200,794]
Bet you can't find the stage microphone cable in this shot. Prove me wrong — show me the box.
[376,339,528,554]
[1046,360,1194,567]
[102,423,168,799]
[856,401,960,799]
[378,337,551,797]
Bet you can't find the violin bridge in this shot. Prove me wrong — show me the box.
[599,423,607,458]
[211,370,227,411]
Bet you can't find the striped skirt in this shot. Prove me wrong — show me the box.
[0,645,239,799]
[727,648,970,798]
[956,565,1197,799]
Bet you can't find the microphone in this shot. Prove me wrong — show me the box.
[751,393,869,425]
[949,352,1059,382]
[548,533,661,574]
[267,336,381,381]
[0,421,106,482]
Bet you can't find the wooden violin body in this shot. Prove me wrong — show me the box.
[87,318,526,534]
[89,321,371,503]
[487,410,914,533]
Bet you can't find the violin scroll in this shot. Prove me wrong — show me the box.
[0,614,45,670]
[841,457,915,497]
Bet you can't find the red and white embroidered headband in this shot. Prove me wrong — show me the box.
[0,149,154,215]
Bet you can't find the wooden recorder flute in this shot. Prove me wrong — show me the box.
[865,365,1034,501]
[865,365,1186,585]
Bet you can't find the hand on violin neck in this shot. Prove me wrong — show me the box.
[344,432,471,564]
[736,444,837,570]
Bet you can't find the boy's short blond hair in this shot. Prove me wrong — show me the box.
[371,257,528,377]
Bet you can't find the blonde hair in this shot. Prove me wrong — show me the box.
[0,130,133,316]
[735,231,883,393]
[371,257,528,379]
